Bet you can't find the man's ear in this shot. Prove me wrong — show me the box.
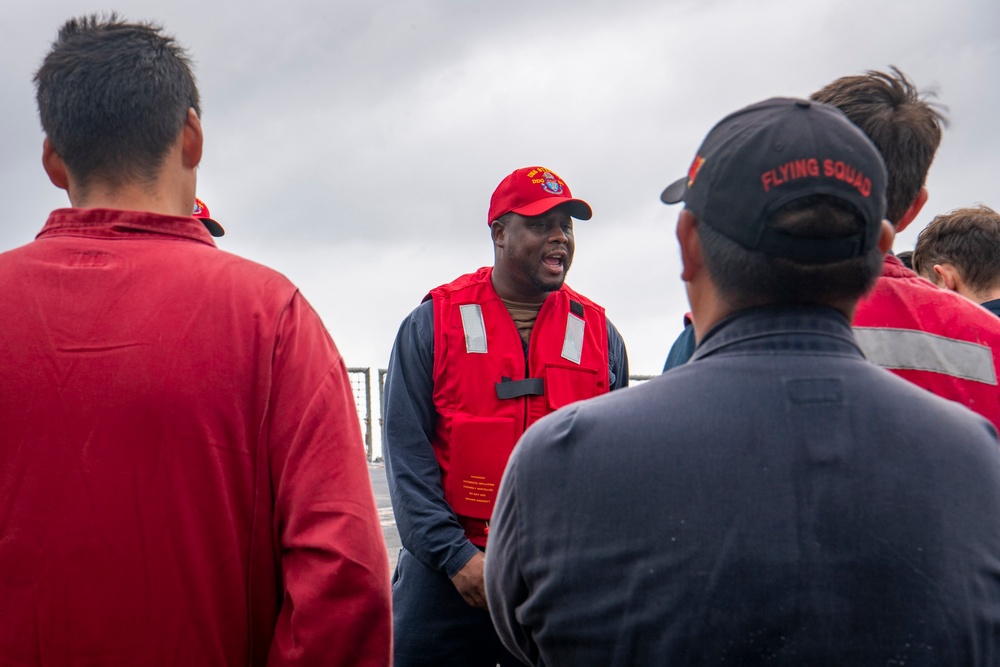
[182,108,203,169]
[895,187,928,234]
[42,137,69,191]
[490,219,505,248]
[677,210,702,283]
[876,219,895,255]
[932,263,961,292]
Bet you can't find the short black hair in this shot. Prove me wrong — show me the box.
[699,195,884,310]
[895,250,914,270]
[34,14,200,191]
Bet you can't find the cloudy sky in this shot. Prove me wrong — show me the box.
[2,0,998,376]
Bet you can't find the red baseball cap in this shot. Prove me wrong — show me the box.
[193,197,225,237]
[487,166,592,226]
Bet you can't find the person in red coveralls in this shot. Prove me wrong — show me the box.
[383,166,629,666]
[0,14,391,666]
[811,68,1000,430]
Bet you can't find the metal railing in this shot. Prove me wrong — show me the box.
[350,370,656,462]
[347,367,374,461]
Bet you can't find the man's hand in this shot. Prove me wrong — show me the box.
[450,551,487,608]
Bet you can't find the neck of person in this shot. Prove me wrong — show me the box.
[973,285,1000,306]
[688,281,856,343]
[59,130,198,219]
[67,176,196,220]
[686,279,731,345]
[490,267,551,305]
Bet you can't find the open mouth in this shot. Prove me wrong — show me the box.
[542,253,565,273]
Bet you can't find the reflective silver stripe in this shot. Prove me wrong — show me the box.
[460,304,487,354]
[853,327,997,385]
[561,313,585,364]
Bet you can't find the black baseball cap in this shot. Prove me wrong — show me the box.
[661,97,887,264]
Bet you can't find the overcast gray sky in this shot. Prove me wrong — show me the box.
[3,0,998,374]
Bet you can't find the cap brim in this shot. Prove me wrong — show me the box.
[660,177,688,205]
[200,217,225,237]
[512,197,593,221]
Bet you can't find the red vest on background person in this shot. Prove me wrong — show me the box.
[853,254,1000,430]
[426,266,610,546]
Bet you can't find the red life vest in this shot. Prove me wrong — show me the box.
[426,267,610,545]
